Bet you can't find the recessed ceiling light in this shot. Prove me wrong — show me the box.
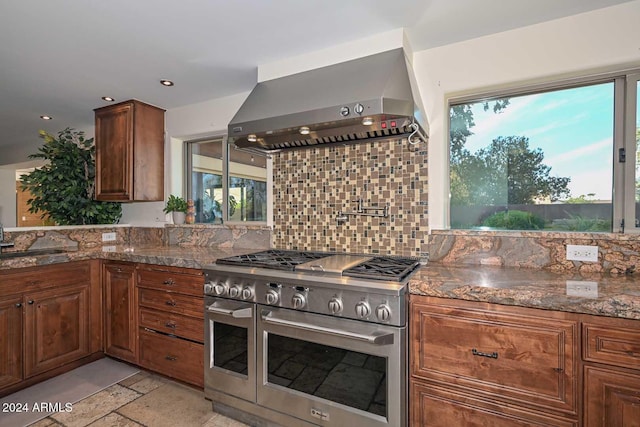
[160,79,174,86]
[362,117,374,126]
[299,126,310,135]
[247,134,257,142]
[101,96,115,102]
[40,115,53,120]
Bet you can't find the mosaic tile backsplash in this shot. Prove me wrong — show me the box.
[272,139,428,257]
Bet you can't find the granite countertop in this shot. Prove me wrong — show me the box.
[409,263,640,320]
[3,246,639,321]
[0,245,257,271]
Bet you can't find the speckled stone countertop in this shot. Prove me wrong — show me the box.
[409,264,640,320]
[0,245,256,271]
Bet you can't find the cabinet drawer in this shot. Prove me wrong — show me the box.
[139,329,203,387]
[139,307,203,343]
[138,289,203,319]
[411,299,578,415]
[583,320,640,369]
[137,265,203,296]
[0,262,90,295]
[411,381,578,427]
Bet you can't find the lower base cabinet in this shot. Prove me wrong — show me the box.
[0,261,102,397]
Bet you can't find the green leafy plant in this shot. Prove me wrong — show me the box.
[482,210,546,230]
[20,128,122,225]
[163,194,188,213]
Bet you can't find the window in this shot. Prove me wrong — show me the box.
[185,137,268,223]
[449,71,640,233]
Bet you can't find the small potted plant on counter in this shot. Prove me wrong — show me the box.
[163,194,188,224]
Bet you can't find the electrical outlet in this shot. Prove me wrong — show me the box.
[566,280,598,298]
[566,244,598,262]
[102,232,116,242]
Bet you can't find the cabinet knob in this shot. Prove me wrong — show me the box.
[163,278,175,285]
[165,300,177,307]
[165,322,177,329]
[27,300,34,305]
[165,355,177,361]
[15,303,22,308]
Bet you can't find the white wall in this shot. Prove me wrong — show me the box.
[414,0,640,230]
[0,169,16,227]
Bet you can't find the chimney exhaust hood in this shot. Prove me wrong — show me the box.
[228,48,428,153]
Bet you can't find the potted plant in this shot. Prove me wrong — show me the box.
[19,128,122,225]
[163,194,188,224]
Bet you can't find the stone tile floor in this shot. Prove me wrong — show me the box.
[27,371,249,427]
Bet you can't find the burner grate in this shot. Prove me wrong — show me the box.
[343,256,420,282]
[216,249,330,271]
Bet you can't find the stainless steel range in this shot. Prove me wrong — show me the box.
[203,249,420,427]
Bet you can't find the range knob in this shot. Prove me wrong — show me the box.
[241,286,253,300]
[292,293,306,309]
[354,103,364,115]
[375,304,392,322]
[212,282,228,296]
[339,106,350,117]
[265,289,279,305]
[204,282,214,294]
[328,297,343,314]
[228,285,241,298]
[355,301,371,318]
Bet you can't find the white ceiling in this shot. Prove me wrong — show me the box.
[0,0,633,153]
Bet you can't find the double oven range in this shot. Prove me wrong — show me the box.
[203,249,420,427]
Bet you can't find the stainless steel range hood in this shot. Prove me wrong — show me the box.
[228,48,428,153]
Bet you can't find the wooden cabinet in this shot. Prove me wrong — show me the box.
[0,296,23,389]
[24,284,91,377]
[94,99,165,202]
[582,316,640,427]
[410,296,579,426]
[0,261,101,396]
[137,264,204,387]
[103,261,138,363]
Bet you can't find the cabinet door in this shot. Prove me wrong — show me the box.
[584,365,640,427]
[104,262,138,363]
[24,284,91,378]
[95,102,133,201]
[0,296,23,389]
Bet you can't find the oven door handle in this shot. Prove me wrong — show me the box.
[207,306,253,318]
[261,311,394,345]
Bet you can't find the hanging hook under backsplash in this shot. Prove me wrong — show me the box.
[407,122,427,145]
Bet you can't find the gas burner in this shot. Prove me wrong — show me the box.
[215,249,330,271]
[342,256,421,282]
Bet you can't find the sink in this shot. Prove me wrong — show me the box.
[0,248,74,259]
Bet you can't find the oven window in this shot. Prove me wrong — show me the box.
[267,333,387,416]
[214,323,248,375]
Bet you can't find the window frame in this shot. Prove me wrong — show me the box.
[184,135,272,225]
[446,68,640,234]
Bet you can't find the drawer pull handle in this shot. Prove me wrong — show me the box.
[165,300,177,307]
[471,348,498,359]
[165,322,177,329]
[165,355,177,361]
[163,279,175,285]
[554,367,564,373]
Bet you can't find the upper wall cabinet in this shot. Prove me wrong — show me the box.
[94,100,165,202]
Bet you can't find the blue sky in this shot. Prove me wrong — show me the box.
[463,82,615,201]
